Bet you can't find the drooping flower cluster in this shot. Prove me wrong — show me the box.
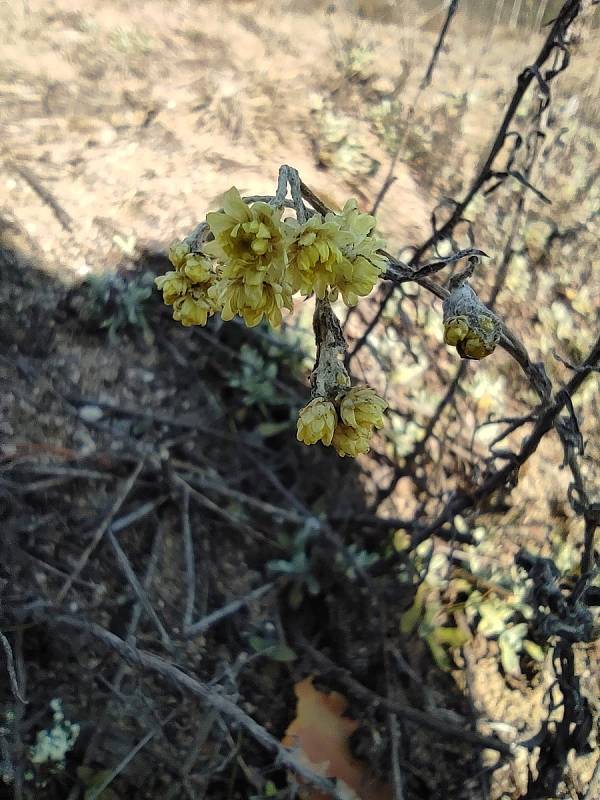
[297,386,387,458]
[155,188,387,330]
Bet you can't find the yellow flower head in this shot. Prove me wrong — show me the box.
[157,246,219,327]
[443,316,470,347]
[287,216,353,299]
[168,241,191,271]
[457,333,496,360]
[331,423,371,457]
[209,275,292,329]
[155,271,190,306]
[287,200,386,306]
[204,187,289,272]
[443,312,498,360]
[334,254,384,307]
[297,397,337,447]
[172,290,213,327]
[443,286,499,361]
[183,253,213,283]
[340,386,387,431]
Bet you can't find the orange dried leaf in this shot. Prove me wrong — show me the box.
[282,677,391,800]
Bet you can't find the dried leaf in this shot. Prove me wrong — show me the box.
[282,677,391,800]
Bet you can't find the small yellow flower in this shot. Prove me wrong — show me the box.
[334,254,383,307]
[210,275,292,328]
[168,241,191,271]
[457,334,495,360]
[337,199,378,240]
[204,187,289,271]
[340,387,387,431]
[443,316,470,347]
[155,271,190,305]
[331,423,371,457]
[172,291,213,327]
[287,216,353,299]
[287,200,386,306]
[183,253,213,283]
[297,398,337,446]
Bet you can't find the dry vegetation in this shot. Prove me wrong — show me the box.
[1,1,599,799]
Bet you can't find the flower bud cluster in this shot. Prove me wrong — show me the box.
[297,386,387,458]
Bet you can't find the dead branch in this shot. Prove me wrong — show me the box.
[413,333,600,545]
[9,161,73,232]
[183,583,276,640]
[56,458,145,602]
[420,0,461,90]
[296,635,512,757]
[49,615,350,800]
[0,632,27,705]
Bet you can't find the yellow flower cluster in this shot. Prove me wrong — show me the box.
[296,386,387,457]
[155,188,387,329]
[287,200,387,306]
[204,188,293,328]
[443,314,497,360]
[155,243,218,327]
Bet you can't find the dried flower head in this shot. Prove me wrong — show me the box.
[297,397,337,447]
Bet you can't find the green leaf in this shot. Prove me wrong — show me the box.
[426,638,451,671]
[477,599,513,637]
[499,623,528,676]
[249,636,267,653]
[400,586,426,634]
[255,421,292,438]
[267,559,297,575]
[261,644,297,663]
[289,583,304,610]
[430,626,470,648]
[78,767,119,800]
[523,639,545,662]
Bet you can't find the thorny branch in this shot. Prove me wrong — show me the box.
[411,333,600,546]
[347,0,586,363]
[420,0,461,90]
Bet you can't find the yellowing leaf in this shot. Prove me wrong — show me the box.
[429,626,470,648]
